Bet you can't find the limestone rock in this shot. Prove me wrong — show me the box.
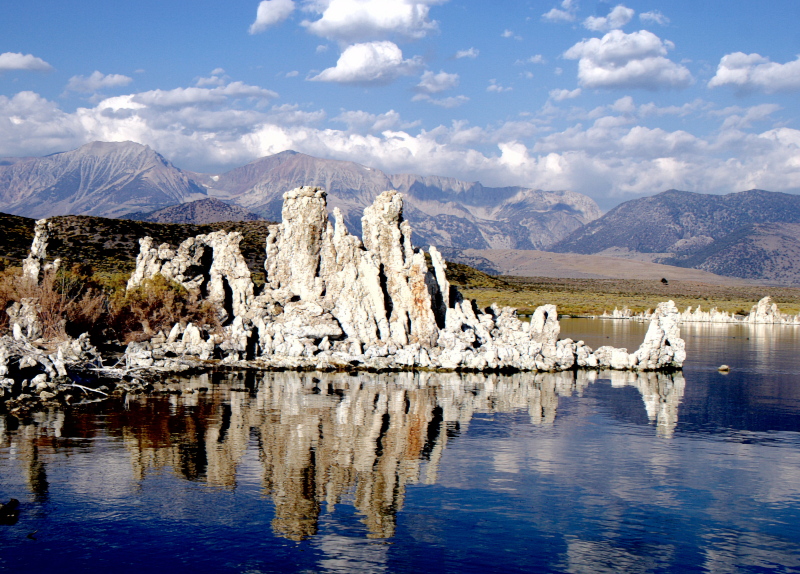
[21,219,61,285]
[361,191,439,347]
[7,299,43,341]
[128,230,255,324]
[117,186,686,373]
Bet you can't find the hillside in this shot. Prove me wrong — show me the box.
[0,212,276,275]
[458,248,755,284]
[128,197,263,224]
[551,189,800,283]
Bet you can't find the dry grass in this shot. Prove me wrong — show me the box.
[459,276,800,316]
[0,266,219,344]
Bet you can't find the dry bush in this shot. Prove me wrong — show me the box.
[0,267,23,333]
[108,274,219,343]
[1,264,220,344]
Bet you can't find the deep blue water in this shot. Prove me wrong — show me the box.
[1,319,799,573]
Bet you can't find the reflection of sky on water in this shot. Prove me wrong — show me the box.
[1,322,799,572]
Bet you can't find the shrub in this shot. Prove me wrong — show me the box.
[107,274,220,343]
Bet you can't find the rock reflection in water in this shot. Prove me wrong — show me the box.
[0,369,684,541]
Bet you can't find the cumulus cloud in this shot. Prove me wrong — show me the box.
[550,88,582,101]
[415,70,459,94]
[516,55,546,65]
[640,10,669,25]
[564,30,692,90]
[583,5,634,32]
[132,81,277,107]
[0,52,52,72]
[309,41,421,84]
[455,47,479,59]
[302,0,447,42]
[708,52,800,93]
[249,0,295,34]
[501,29,522,40]
[3,83,800,203]
[412,94,468,107]
[543,0,577,22]
[66,71,133,93]
[487,79,512,93]
[332,109,420,132]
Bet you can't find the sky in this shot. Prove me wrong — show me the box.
[1,0,799,209]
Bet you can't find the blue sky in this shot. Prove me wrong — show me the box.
[1,0,799,209]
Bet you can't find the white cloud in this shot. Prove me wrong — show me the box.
[415,70,459,94]
[583,5,634,32]
[412,94,468,108]
[266,103,326,125]
[639,10,669,25]
[132,81,277,107]
[66,71,133,93]
[3,85,800,203]
[249,0,295,34]
[516,55,546,65]
[487,79,512,93]
[302,0,447,42]
[0,52,52,72]
[501,29,522,40]
[309,41,421,85]
[543,0,577,22]
[331,109,422,132]
[708,52,800,93]
[455,47,479,59]
[550,88,582,101]
[564,30,692,90]
[716,103,781,131]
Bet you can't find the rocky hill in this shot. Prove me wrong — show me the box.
[551,189,800,283]
[0,141,207,219]
[128,197,263,224]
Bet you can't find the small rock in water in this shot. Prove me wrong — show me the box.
[718,364,731,372]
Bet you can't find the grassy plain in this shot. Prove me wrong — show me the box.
[452,273,800,317]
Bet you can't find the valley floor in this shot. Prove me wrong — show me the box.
[459,276,800,317]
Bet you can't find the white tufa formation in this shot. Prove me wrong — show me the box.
[21,218,60,285]
[603,296,800,325]
[125,187,686,372]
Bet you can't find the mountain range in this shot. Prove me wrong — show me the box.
[0,141,601,253]
[4,141,800,284]
[551,189,800,283]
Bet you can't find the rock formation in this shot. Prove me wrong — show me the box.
[125,186,686,373]
[21,218,59,285]
[603,296,800,325]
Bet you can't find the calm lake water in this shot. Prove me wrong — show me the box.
[1,319,800,573]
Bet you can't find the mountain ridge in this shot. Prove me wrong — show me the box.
[0,142,601,253]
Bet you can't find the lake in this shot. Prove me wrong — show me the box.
[1,318,799,573]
